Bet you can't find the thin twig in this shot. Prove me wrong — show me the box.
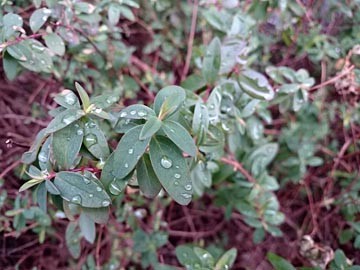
[220,156,256,183]
[309,65,355,91]
[181,0,199,81]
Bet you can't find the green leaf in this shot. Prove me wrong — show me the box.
[154,86,186,117]
[162,120,197,156]
[214,248,237,270]
[53,121,84,169]
[19,178,44,192]
[90,93,119,109]
[139,116,162,140]
[192,102,209,144]
[108,3,121,25]
[181,74,207,91]
[30,8,52,33]
[247,143,279,176]
[118,104,156,120]
[267,252,296,270]
[46,108,85,134]
[21,128,47,164]
[194,247,215,267]
[136,154,162,198]
[54,90,80,109]
[83,118,110,160]
[7,42,31,62]
[54,171,111,208]
[45,180,60,195]
[149,136,192,205]
[36,182,47,212]
[119,6,135,21]
[113,125,151,179]
[278,83,300,94]
[82,207,109,224]
[3,13,23,39]
[44,33,65,56]
[175,245,202,267]
[238,69,274,100]
[66,222,81,258]
[75,82,91,110]
[202,37,221,85]
[79,212,96,244]
[38,136,52,171]
[3,52,18,80]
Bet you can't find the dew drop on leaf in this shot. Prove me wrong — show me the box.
[174,173,181,179]
[38,152,47,162]
[128,148,134,154]
[124,163,129,168]
[101,199,110,207]
[174,181,179,185]
[85,134,97,146]
[120,111,127,117]
[160,156,172,169]
[184,184,192,191]
[130,110,136,115]
[96,186,102,192]
[181,193,191,199]
[64,93,76,105]
[76,129,83,135]
[71,195,82,204]
[138,111,146,117]
[83,177,90,184]
[62,115,77,125]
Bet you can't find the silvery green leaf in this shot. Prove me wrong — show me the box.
[81,207,109,224]
[21,128,47,164]
[192,102,209,144]
[113,125,151,179]
[278,84,300,94]
[44,33,65,56]
[247,143,279,176]
[149,136,192,205]
[65,222,81,258]
[75,82,90,110]
[214,249,237,270]
[238,69,274,100]
[54,171,111,208]
[46,109,85,134]
[154,86,186,117]
[79,212,96,244]
[202,37,221,85]
[83,118,110,160]
[136,154,162,198]
[53,121,83,169]
[3,13,23,39]
[30,8,52,33]
[108,3,121,25]
[139,116,162,140]
[162,120,197,156]
[54,90,80,109]
[3,52,18,80]
[118,104,155,120]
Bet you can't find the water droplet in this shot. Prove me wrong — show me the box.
[31,44,45,53]
[42,16,48,21]
[174,181,179,185]
[76,129,83,135]
[174,173,181,179]
[128,148,134,154]
[130,110,136,115]
[85,134,97,146]
[40,60,45,64]
[101,200,110,207]
[109,181,123,195]
[62,114,76,125]
[160,156,172,169]
[184,184,192,191]
[181,193,191,199]
[120,111,127,117]
[96,186,102,192]
[93,108,102,114]
[43,9,52,14]
[209,104,215,109]
[66,137,71,141]
[88,122,96,128]
[222,123,230,131]
[89,193,93,198]
[138,111,146,117]
[38,152,47,162]
[170,129,175,133]
[124,163,129,168]
[83,177,90,184]
[125,119,130,124]
[175,166,179,169]
[71,195,82,204]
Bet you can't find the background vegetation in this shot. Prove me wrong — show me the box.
[1,0,360,269]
